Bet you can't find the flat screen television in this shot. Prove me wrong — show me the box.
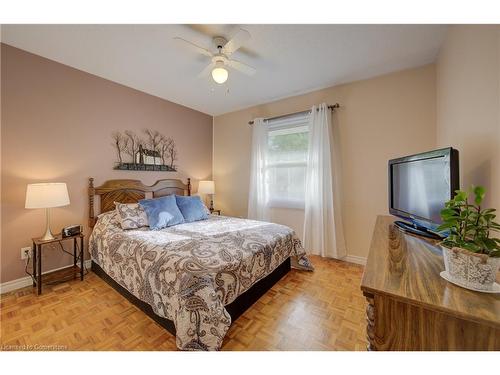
[388,147,459,239]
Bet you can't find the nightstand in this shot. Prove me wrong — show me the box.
[210,209,221,215]
[32,232,84,295]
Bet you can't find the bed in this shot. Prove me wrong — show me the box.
[87,177,311,350]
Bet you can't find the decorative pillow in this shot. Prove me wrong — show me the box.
[139,195,185,230]
[175,195,209,223]
[114,202,149,230]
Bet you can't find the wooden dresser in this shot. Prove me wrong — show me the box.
[361,216,500,350]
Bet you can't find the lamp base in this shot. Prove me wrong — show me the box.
[40,207,55,241]
[40,230,55,241]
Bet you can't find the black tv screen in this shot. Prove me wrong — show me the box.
[388,148,459,227]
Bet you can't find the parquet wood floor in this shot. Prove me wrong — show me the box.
[0,255,367,351]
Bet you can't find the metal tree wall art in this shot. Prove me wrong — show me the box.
[112,129,178,171]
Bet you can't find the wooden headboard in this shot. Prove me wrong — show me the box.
[88,177,191,228]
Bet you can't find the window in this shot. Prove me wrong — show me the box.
[266,114,309,209]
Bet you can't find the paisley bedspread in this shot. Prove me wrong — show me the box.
[89,211,311,350]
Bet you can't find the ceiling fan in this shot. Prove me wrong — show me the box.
[174,28,257,84]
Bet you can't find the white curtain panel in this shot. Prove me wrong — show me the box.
[247,118,270,221]
[303,103,346,258]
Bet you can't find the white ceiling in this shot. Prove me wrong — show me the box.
[1,24,447,116]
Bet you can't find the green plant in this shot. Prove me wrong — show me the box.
[437,186,500,257]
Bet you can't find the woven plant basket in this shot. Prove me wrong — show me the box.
[441,245,500,291]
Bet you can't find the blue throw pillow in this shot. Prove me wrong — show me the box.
[139,195,185,230]
[175,195,209,223]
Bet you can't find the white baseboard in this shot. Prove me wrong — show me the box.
[343,255,367,265]
[0,260,92,294]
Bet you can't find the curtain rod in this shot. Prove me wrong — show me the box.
[248,103,340,125]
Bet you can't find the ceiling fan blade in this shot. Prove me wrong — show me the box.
[173,37,212,57]
[227,59,256,76]
[222,28,251,55]
[198,62,216,78]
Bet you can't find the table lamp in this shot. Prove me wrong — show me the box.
[25,182,70,241]
[198,180,215,212]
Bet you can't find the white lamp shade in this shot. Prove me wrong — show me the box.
[25,183,70,209]
[198,180,215,195]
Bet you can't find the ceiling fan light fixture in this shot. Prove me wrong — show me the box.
[211,67,228,84]
[175,28,254,84]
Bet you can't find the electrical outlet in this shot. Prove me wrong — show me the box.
[21,246,32,260]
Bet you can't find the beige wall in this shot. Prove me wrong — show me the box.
[436,25,500,210]
[1,44,213,283]
[214,65,437,259]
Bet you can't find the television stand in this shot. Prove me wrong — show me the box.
[394,220,442,240]
[361,216,500,350]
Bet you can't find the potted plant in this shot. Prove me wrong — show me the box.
[437,186,500,291]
